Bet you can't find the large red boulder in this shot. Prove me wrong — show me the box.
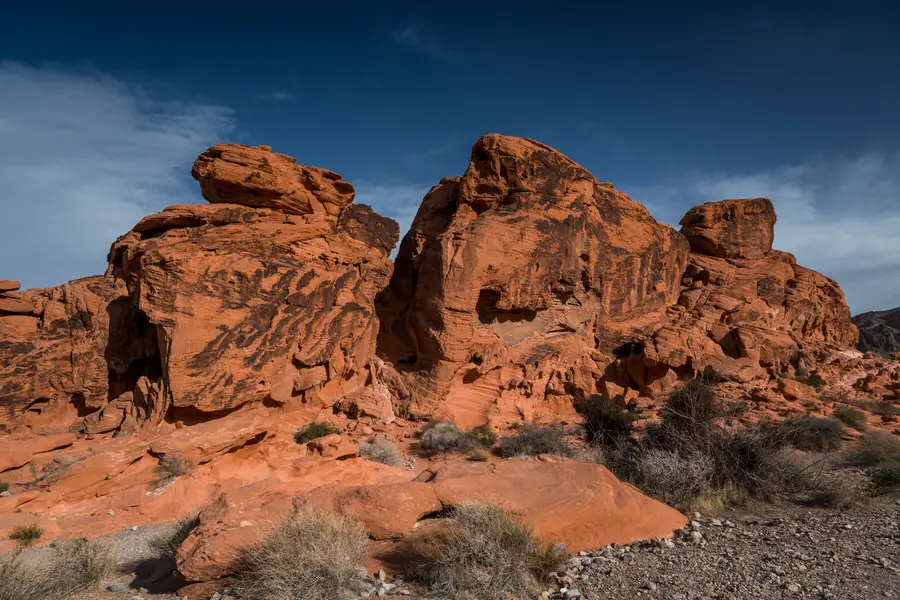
[679,198,775,259]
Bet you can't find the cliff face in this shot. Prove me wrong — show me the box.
[0,135,861,433]
[853,307,900,355]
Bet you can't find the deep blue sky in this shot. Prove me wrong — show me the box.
[1,0,899,311]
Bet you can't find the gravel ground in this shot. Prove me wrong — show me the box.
[549,497,899,600]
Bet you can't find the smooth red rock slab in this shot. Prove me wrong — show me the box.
[0,433,77,471]
[0,279,20,292]
[305,482,442,539]
[419,459,687,552]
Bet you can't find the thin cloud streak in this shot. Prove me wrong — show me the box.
[0,62,234,289]
[390,25,456,61]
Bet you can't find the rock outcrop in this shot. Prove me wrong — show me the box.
[379,138,858,424]
[1,134,883,590]
[0,144,398,432]
[853,307,900,355]
[379,134,689,425]
[0,277,121,430]
[679,198,776,259]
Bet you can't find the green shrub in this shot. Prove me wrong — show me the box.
[9,524,42,547]
[233,504,368,600]
[293,421,340,444]
[495,424,568,458]
[776,417,845,452]
[576,394,636,445]
[833,406,868,431]
[407,503,563,600]
[467,424,497,449]
[358,437,403,466]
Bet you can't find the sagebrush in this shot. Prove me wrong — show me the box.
[233,504,368,600]
[833,406,868,431]
[358,437,403,466]
[419,421,496,454]
[577,394,636,445]
[407,503,563,600]
[495,424,568,458]
[0,538,111,600]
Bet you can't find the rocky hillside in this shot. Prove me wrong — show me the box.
[854,306,900,354]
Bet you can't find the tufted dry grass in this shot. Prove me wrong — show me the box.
[233,504,368,600]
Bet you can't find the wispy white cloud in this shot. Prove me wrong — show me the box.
[0,62,234,290]
[390,25,456,61]
[258,90,296,101]
[628,154,900,314]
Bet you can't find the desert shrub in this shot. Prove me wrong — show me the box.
[233,504,368,600]
[419,422,496,454]
[872,459,900,493]
[833,406,868,431]
[467,424,497,449]
[55,538,113,594]
[9,524,42,547]
[407,503,563,600]
[0,538,111,600]
[660,378,720,432]
[358,437,403,467]
[855,430,900,465]
[775,417,845,452]
[419,421,475,453]
[0,480,8,493]
[293,421,340,444]
[495,424,568,458]
[0,551,52,600]
[631,449,714,507]
[847,400,900,417]
[155,453,190,485]
[767,452,865,508]
[576,394,636,445]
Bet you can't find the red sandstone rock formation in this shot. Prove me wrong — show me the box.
[679,198,776,259]
[0,144,398,433]
[379,134,690,426]
[1,134,892,592]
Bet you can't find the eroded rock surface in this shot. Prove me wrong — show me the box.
[379,134,689,425]
[853,307,900,355]
[0,144,398,431]
[679,198,776,259]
